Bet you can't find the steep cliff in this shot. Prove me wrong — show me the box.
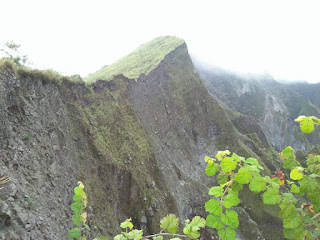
[1,37,283,239]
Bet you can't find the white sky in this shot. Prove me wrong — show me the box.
[1,0,319,83]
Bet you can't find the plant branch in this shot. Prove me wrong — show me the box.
[142,232,188,239]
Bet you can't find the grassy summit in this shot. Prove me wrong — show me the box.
[84,36,185,83]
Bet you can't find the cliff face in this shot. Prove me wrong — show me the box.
[194,62,320,152]
[1,38,284,240]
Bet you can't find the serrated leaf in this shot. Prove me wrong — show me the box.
[73,195,82,203]
[223,190,240,208]
[218,227,236,240]
[68,228,81,238]
[205,199,223,215]
[282,193,297,203]
[127,229,143,240]
[217,173,229,185]
[281,146,294,158]
[114,234,127,240]
[284,214,302,229]
[232,153,244,162]
[231,180,243,191]
[190,216,206,230]
[83,223,91,230]
[290,184,300,194]
[205,156,215,163]
[78,181,85,189]
[235,167,252,184]
[221,157,237,173]
[74,187,84,195]
[183,224,200,239]
[299,176,317,193]
[121,218,134,230]
[263,187,281,205]
[216,150,231,161]
[160,214,179,234]
[72,214,82,226]
[245,158,259,167]
[209,186,223,197]
[249,175,266,193]
[290,169,303,180]
[283,157,299,169]
[206,214,224,229]
[71,202,84,214]
[300,117,314,134]
[221,210,239,229]
[283,228,294,239]
[206,163,219,176]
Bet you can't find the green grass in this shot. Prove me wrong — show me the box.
[84,36,184,83]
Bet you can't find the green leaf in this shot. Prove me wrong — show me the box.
[120,219,134,230]
[223,190,240,208]
[73,195,82,203]
[221,157,237,173]
[283,157,299,169]
[232,153,244,162]
[290,169,303,180]
[209,186,223,197]
[83,223,91,230]
[68,228,81,238]
[160,214,179,234]
[183,224,200,239]
[71,202,84,214]
[300,117,314,133]
[206,163,219,176]
[282,193,297,203]
[283,228,294,239]
[218,227,236,240]
[152,237,163,240]
[127,229,143,240]
[72,214,82,226]
[190,216,206,230]
[114,234,127,240]
[206,214,224,229]
[231,180,243,191]
[291,184,300,194]
[205,199,223,215]
[245,158,259,167]
[217,173,229,185]
[283,214,302,229]
[279,201,296,219]
[235,167,252,184]
[74,187,84,195]
[249,175,267,193]
[263,187,281,205]
[216,150,231,161]
[281,146,294,158]
[299,176,317,193]
[221,209,239,229]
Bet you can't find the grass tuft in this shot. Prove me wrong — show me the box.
[84,36,184,83]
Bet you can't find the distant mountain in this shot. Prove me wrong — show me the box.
[287,82,320,108]
[193,59,320,152]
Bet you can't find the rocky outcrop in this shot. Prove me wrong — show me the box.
[1,40,283,240]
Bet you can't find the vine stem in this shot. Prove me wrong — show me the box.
[311,212,320,220]
[141,232,188,239]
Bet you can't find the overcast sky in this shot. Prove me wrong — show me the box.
[1,0,319,83]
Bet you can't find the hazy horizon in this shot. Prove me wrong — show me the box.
[1,0,319,83]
